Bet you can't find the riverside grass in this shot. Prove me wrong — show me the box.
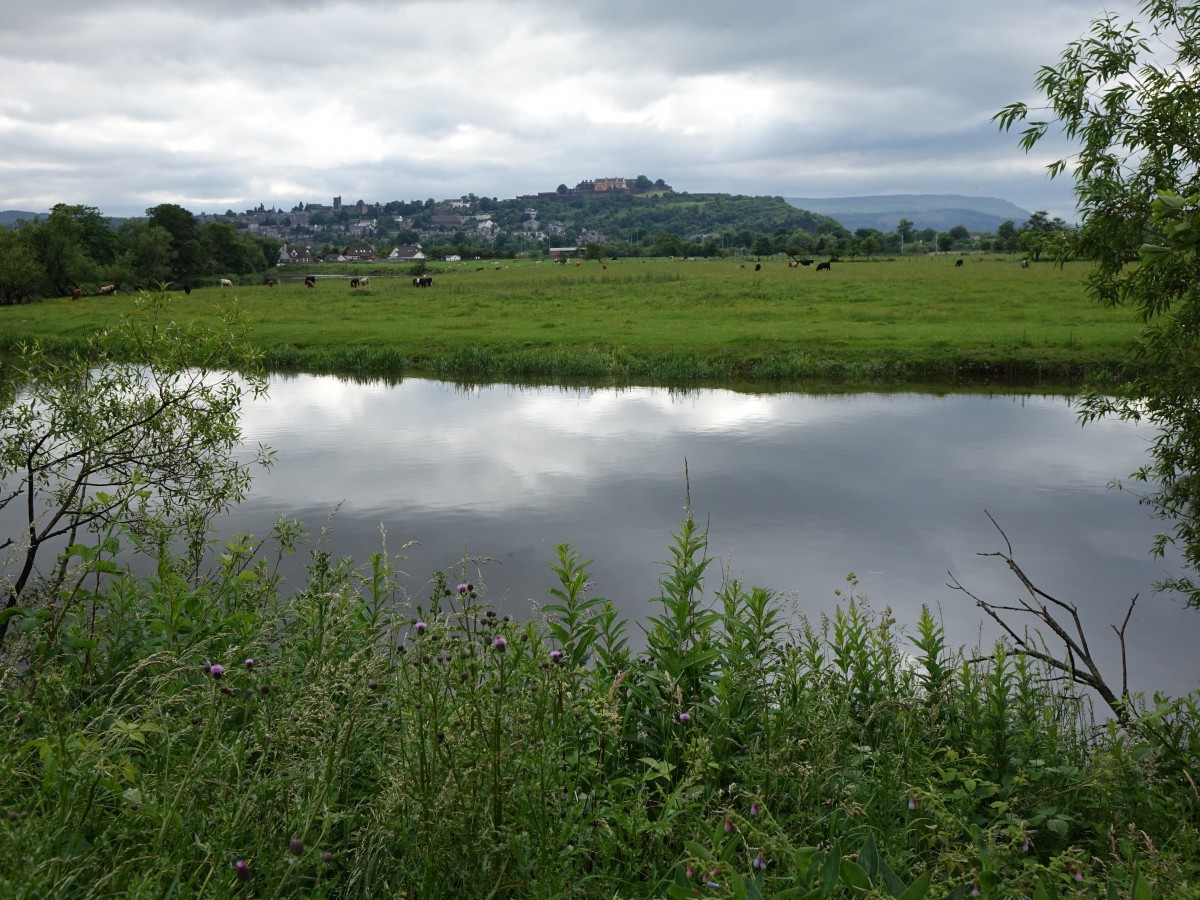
[1,517,1196,898]
[0,255,1141,385]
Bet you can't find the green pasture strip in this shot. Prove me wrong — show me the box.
[0,256,1141,385]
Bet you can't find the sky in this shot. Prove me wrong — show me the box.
[0,0,1138,221]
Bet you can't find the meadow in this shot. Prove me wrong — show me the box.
[0,255,1142,385]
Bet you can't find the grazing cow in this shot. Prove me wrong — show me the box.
[955,258,964,267]
[70,288,83,300]
[799,258,814,267]
[413,276,433,287]
[183,284,192,295]
[99,284,118,295]
[304,276,316,288]
[350,278,360,288]
[1020,259,1029,269]
[815,261,832,272]
[266,280,275,287]
[219,278,233,288]
[133,283,147,292]
[754,263,762,271]
[788,261,798,268]
[359,276,369,288]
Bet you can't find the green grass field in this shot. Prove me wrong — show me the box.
[0,255,1143,384]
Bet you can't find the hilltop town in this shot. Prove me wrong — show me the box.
[198,176,677,265]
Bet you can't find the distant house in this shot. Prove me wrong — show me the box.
[388,245,426,262]
[340,244,377,262]
[429,215,467,229]
[279,243,314,265]
[444,254,462,262]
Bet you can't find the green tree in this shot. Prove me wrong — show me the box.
[0,229,43,304]
[147,203,200,277]
[0,292,270,645]
[896,218,915,249]
[19,207,99,296]
[996,0,1200,607]
[114,221,173,285]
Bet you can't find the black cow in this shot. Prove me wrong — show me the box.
[815,261,832,272]
[754,263,762,271]
[799,258,814,267]
[955,258,964,267]
[413,276,433,287]
[304,276,316,288]
[183,284,192,295]
[350,278,360,288]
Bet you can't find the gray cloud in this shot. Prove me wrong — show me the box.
[0,0,1139,218]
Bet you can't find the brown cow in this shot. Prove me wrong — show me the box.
[99,284,118,295]
[71,288,83,300]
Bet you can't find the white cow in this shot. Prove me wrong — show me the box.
[219,278,233,287]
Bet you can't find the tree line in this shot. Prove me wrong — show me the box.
[0,203,282,304]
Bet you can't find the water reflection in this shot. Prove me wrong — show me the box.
[227,376,1196,699]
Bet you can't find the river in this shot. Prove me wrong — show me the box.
[221,375,1198,702]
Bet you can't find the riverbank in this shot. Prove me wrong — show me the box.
[0,256,1141,386]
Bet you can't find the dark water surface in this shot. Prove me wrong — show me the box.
[227,375,1198,701]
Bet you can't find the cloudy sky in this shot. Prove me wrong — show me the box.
[0,0,1135,220]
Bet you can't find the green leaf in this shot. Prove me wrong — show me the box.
[840,859,871,891]
[1132,868,1153,900]
[897,869,933,900]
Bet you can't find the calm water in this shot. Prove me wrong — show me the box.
[222,375,1200,701]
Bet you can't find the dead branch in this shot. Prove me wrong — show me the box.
[947,511,1136,728]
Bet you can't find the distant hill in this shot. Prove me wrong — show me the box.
[785,194,1032,234]
[0,210,45,228]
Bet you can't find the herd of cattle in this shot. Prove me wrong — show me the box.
[63,257,1005,299]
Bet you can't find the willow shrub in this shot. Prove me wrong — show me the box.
[0,509,1197,897]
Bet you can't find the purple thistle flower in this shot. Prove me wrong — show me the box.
[234,859,250,881]
[209,664,225,679]
[1021,838,1031,853]
[457,582,469,594]
[493,636,507,652]
[244,658,254,670]
[321,850,333,863]
[724,819,732,833]
[679,712,691,724]
[550,649,564,664]
[752,854,766,870]
[750,802,761,816]
[908,795,917,810]
[971,883,980,897]
[414,621,427,636]
[288,837,304,856]
[1072,867,1083,882]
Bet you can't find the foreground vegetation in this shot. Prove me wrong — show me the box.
[0,256,1140,385]
[2,510,1197,898]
